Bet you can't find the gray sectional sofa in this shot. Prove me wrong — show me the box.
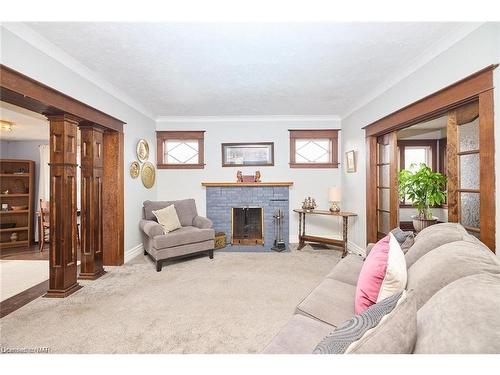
[263,223,500,354]
[140,199,215,271]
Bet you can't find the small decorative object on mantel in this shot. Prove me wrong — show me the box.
[236,170,243,182]
[302,196,317,212]
[255,170,261,182]
[345,150,356,173]
[329,186,341,212]
[129,161,140,179]
[141,161,156,189]
[136,139,150,162]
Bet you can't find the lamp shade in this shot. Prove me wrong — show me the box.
[328,186,341,202]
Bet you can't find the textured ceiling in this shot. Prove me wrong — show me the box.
[26,22,468,117]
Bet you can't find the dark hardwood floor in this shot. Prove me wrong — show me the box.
[1,244,49,260]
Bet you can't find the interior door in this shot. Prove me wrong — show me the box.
[375,132,399,239]
[447,98,495,251]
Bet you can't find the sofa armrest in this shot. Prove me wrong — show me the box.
[139,219,164,238]
[193,216,213,229]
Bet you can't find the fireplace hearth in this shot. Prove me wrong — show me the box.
[231,207,264,245]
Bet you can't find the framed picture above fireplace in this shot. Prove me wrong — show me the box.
[221,142,274,167]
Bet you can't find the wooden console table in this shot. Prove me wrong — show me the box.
[293,209,357,257]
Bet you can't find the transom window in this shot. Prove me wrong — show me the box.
[289,129,339,168]
[156,131,205,169]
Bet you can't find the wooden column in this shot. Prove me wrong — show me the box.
[103,130,124,265]
[78,123,106,279]
[45,114,82,298]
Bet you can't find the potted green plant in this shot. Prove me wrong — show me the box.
[398,163,447,232]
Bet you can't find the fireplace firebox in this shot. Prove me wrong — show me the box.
[231,207,264,245]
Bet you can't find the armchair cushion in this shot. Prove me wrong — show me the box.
[193,215,213,229]
[143,199,198,226]
[139,219,164,238]
[152,226,215,249]
[152,204,182,233]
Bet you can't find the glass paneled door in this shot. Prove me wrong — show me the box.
[376,132,399,239]
[447,101,482,238]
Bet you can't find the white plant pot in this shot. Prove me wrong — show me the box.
[412,215,438,232]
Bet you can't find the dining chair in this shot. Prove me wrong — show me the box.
[38,199,81,252]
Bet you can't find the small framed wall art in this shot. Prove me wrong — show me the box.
[345,150,356,173]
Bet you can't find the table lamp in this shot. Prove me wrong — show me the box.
[329,186,341,212]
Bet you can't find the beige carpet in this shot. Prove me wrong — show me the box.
[0,260,49,301]
[0,246,341,353]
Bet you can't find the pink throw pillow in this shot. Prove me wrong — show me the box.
[354,234,407,314]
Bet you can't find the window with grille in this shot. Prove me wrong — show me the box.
[156,131,205,169]
[289,129,339,168]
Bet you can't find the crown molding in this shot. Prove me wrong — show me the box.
[156,115,341,123]
[341,22,485,119]
[1,22,155,121]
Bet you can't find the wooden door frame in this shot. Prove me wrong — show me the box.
[0,64,126,267]
[364,65,497,251]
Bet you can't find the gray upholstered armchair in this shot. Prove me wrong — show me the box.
[140,199,215,271]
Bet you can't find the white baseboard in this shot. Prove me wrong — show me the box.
[348,240,366,257]
[125,244,144,263]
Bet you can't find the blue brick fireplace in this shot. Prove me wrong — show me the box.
[205,184,291,251]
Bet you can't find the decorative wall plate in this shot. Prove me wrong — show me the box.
[129,161,140,179]
[141,162,156,189]
[136,139,150,162]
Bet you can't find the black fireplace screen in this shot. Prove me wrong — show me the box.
[231,207,263,245]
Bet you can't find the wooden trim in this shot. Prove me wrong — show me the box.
[221,142,275,167]
[289,162,339,169]
[438,137,447,175]
[289,129,340,138]
[289,129,339,168]
[0,280,48,318]
[156,130,205,139]
[389,132,399,229]
[363,65,497,137]
[156,130,205,169]
[102,131,124,265]
[447,110,459,223]
[201,182,293,187]
[0,64,125,132]
[479,89,495,252]
[366,136,378,244]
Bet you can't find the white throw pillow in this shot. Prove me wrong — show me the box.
[152,204,181,233]
[377,233,407,302]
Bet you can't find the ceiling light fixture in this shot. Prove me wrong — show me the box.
[0,120,14,131]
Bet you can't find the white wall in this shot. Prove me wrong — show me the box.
[341,23,500,253]
[0,26,157,257]
[156,117,343,242]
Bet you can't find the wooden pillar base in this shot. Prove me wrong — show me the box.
[44,283,83,298]
[78,269,106,280]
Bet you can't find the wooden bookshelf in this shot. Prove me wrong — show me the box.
[0,159,35,249]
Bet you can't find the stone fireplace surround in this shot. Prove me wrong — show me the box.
[203,182,292,251]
